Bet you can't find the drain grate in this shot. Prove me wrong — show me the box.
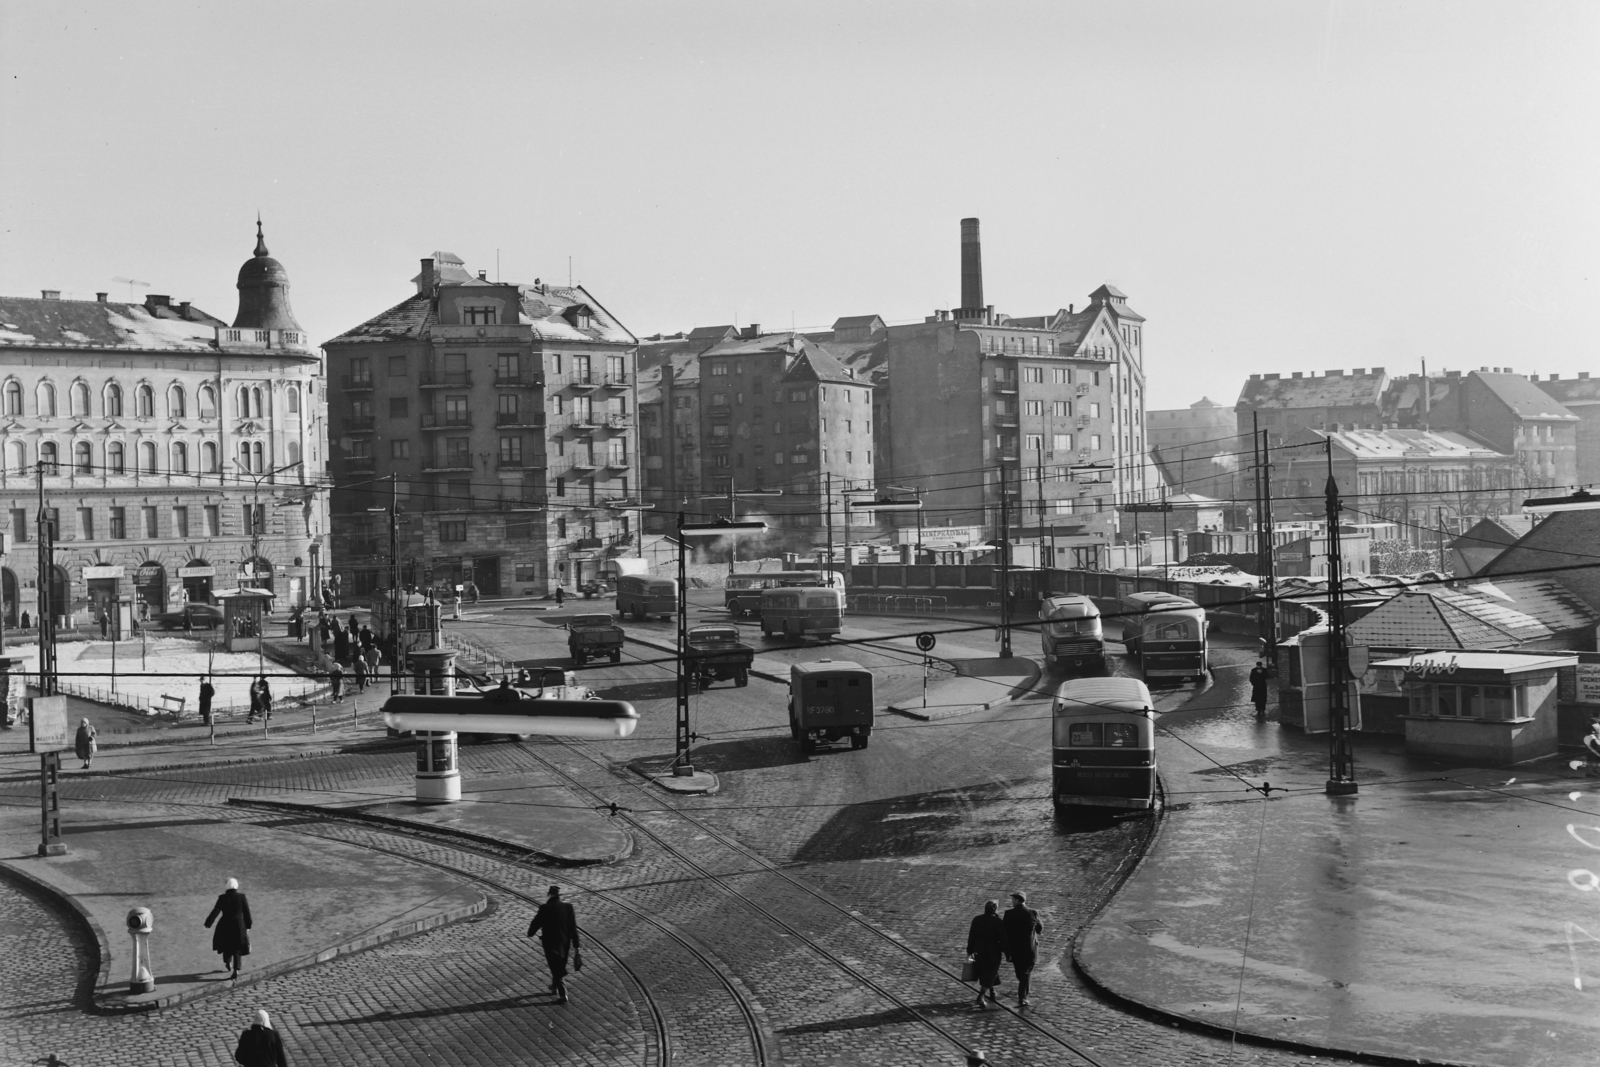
[1125,919,1167,935]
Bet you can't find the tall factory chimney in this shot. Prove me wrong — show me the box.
[960,217,983,317]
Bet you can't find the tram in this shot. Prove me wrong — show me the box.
[1051,677,1157,811]
[1039,594,1107,675]
[725,570,845,618]
[760,585,845,640]
[1118,591,1209,683]
[615,574,677,620]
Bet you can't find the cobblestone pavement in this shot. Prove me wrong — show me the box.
[0,616,1368,1066]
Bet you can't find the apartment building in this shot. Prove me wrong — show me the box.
[324,253,637,597]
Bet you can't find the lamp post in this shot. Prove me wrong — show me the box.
[674,514,766,775]
[367,473,406,692]
[231,459,303,680]
[1323,436,1357,797]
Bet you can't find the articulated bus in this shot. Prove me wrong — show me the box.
[1052,677,1157,811]
[725,570,845,618]
[1039,594,1107,675]
[1118,591,1210,684]
[615,574,677,620]
[761,585,845,640]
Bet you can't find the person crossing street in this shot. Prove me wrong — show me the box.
[1250,660,1271,720]
[526,885,582,1004]
[1002,891,1043,1007]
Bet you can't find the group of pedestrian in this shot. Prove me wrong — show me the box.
[199,877,288,1065]
[247,676,273,724]
[964,891,1043,1009]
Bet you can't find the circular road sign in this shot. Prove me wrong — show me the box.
[915,632,937,652]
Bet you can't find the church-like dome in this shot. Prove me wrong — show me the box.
[232,219,304,331]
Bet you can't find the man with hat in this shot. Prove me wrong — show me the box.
[1002,890,1043,1007]
[527,885,582,1004]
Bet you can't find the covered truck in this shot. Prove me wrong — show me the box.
[567,613,624,665]
[684,624,754,689]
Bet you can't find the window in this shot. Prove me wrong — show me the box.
[168,385,186,418]
[774,451,785,465]
[242,503,265,536]
[252,387,264,419]
[714,454,730,468]
[1023,366,1044,383]
[110,507,126,540]
[845,450,852,463]
[349,357,371,384]
[139,441,157,474]
[199,386,216,419]
[3,381,20,415]
[1053,401,1071,417]
[142,506,157,538]
[573,395,592,422]
[607,439,626,466]
[173,506,189,538]
[1090,434,1103,451]
[172,442,188,473]
[391,440,411,459]
[1025,434,1044,452]
[462,306,497,325]
[74,441,92,474]
[202,442,219,473]
[390,397,409,418]
[6,441,21,473]
[444,395,469,424]
[446,437,470,466]
[40,441,58,474]
[108,442,126,474]
[287,385,300,415]
[78,506,94,540]
[37,382,56,416]
[607,355,626,381]
[389,355,408,377]
[495,353,518,382]
[1024,400,1043,416]
[711,392,728,407]
[710,362,729,376]
[790,389,809,402]
[236,386,249,418]
[136,384,154,418]
[71,382,90,416]
[555,477,565,497]
[572,355,591,383]
[104,383,123,416]
[1053,433,1072,452]
[500,437,523,464]
[204,505,219,537]
[1089,403,1101,418]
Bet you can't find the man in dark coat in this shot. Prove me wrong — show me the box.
[234,1008,288,1067]
[204,877,252,978]
[527,885,582,1003]
[966,899,1006,1009]
[199,676,216,726]
[332,625,349,665]
[1002,891,1044,1007]
[1249,660,1271,720]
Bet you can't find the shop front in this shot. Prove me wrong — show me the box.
[83,564,123,625]
[180,560,215,604]
[135,561,167,617]
[1379,651,1577,765]
[240,556,274,594]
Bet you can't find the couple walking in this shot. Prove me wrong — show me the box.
[965,891,1043,1009]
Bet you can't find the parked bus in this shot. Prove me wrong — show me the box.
[1052,677,1157,811]
[790,659,873,752]
[1039,594,1107,675]
[725,569,845,618]
[1118,591,1209,683]
[761,585,845,640]
[615,574,677,620]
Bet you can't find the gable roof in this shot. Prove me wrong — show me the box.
[687,325,739,342]
[833,315,884,331]
[785,344,864,386]
[1471,371,1578,421]
[1237,370,1388,411]
[1536,375,1600,407]
[325,281,635,347]
[0,295,227,353]
[1478,509,1600,614]
[1348,591,1528,650]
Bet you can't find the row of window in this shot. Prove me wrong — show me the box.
[12,503,239,542]
[709,450,871,469]
[7,439,300,477]
[347,352,625,383]
[1,380,304,420]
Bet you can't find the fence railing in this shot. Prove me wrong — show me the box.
[847,594,949,616]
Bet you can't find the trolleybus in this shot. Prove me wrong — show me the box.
[761,585,845,640]
[725,569,845,618]
[615,574,677,620]
[1052,676,1157,811]
[1039,594,1107,674]
[1118,591,1209,683]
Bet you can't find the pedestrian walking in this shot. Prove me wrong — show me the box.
[203,877,252,979]
[332,625,349,665]
[363,642,380,676]
[554,586,565,609]
[329,661,345,703]
[526,885,582,1003]
[98,609,108,638]
[965,899,1007,1009]
[199,676,216,726]
[183,607,194,635]
[358,624,375,652]
[258,676,273,721]
[353,654,368,692]
[73,718,97,769]
[1002,891,1043,1007]
[233,1008,288,1067]
[247,678,264,724]
[317,614,332,646]
[1249,660,1271,720]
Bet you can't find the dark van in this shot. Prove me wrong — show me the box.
[789,660,873,753]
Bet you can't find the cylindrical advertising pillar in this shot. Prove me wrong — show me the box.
[409,649,460,803]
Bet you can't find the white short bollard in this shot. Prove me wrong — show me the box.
[126,906,154,994]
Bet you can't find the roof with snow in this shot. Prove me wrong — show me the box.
[1324,427,1511,461]
[1238,369,1389,410]
[1470,371,1578,421]
[325,280,635,347]
[0,295,227,353]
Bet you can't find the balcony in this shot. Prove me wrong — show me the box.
[604,413,632,430]
[345,455,377,472]
[420,371,473,389]
[994,379,1018,395]
[568,415,602,433]
[421,412,473,430]
[995,413,1019,428]
[341,375,374,391]
[345,416,376,433]
[422,458,473,473]
[603,452,630,469]
[568,456,598,471]
[495,411,547,428]
[601,373,631,391]
[494,372,544,388]
[566,372,600,392]
[497,458,543,471]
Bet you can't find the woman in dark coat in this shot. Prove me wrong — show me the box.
[73,718,97,769]
[234,1008,288,1067]
[332,625,350,665]
[204,876,253,978]
[966,899,1007,1009]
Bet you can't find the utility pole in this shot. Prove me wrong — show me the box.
[390,475,404,693]
[37,461,56,695]
[1035,441,1046,569]
[1436,506,1445,573]
[824,472,833,575]
[1324,436,1357,796]
[675,511,692,775]
[728,478,737,574]
[998,463,1012,658]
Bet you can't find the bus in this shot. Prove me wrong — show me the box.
[725,569,845,618]
[1052,677,1157,811]
[616,574,677,620]
[1039,594,1106,675]
[1119,591,1209,683]
[790,660,873,752]
[761,585,845,640]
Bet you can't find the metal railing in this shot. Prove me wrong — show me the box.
[846,594,948,616]
[421,412,473,429]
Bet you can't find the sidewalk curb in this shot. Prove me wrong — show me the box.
[886,657,1042,722]
[0,738,404,782]
[228,796,635,866]
[0,855,491,1014]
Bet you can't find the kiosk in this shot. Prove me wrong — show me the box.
[408,648,460,803]
[215,589,272,653]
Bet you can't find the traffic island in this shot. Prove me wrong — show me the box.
[628,757,721,795]
[886,656,1042,721]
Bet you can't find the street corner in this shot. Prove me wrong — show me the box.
[628,756,720,795]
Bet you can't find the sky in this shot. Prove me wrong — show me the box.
[2,0,1596,410]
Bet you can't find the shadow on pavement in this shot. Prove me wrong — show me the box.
[302,993,542,1025]
[593,679,678,703]
[792,779,1068,863]
[649,736,807,774]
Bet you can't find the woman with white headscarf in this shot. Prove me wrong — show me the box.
[73,718,97,769]
[204,877,253,979]
[233,1008,288,1067]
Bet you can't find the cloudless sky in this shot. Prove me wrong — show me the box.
[2,0,1595,409]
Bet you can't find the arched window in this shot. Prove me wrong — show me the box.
[171,441,188,474]
[71,382,90,416]
[199,385,216,419]
[237,387,249,419]
[239,442,251,471]
[287,441,301,466]
[105,383,123,417]
[8,441,25,473]
[40,441,58,475]
[4,381,21,416]
[168,384,186,418]
[252,441,265,472]
[136,384,154,418]
[107,441,125,474]
[139,441,157,474]
[252,387,264,419]
[37,382,56,416]
[74,441,92,474]
[287,385,300,415]
[203,441,219,473]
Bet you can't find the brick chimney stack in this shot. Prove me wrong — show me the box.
[960,217,983,314]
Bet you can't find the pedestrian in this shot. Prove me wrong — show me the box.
[317,614,332,646]
[1249,659,1271,720]
[466,581,479,604]
[258,676,273,721]
[98,608,108,638]
[965,899,1006,1009]
[1002,891,1043,1007]
[332,625,349,665]
[346,614,359,639]
[19,610,28,630]
[353,654,368,693]
[526,885,582,1004]
[203,876,252,979]
[247,678,263,724]
[233,1008,288,1067]
[555,586,565,609]
[73,717,97,769]
[183,606,194,635]
[329,661,345,703]
[1584,720,1600,778]
[199,675,216,726]
[363,642,380,676]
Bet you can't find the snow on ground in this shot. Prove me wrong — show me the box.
[4,638,324,714]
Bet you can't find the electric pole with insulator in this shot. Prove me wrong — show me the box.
[1323,435,1357,796]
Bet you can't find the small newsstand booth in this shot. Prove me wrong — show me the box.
[215,589,273,653]
[1376,651,1577,765]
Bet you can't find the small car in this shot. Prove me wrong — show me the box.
[152,603,224,630]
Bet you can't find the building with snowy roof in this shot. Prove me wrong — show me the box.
[0,222,329,622]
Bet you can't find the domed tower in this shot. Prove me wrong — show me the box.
[232,218,304,331]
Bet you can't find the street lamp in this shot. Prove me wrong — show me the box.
[231,458,303,680]
[673,514,766,775]
[1522,488,1600,513]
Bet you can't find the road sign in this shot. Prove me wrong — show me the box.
[1121,502,1174,513]
[915,632,936,652]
